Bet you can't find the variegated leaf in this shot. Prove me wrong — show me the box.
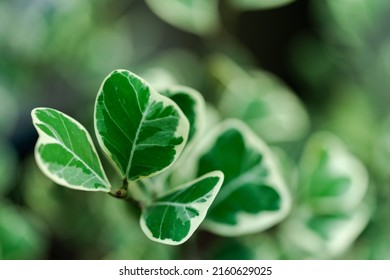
[140,171,223,245]
[182,120,291,236]
[94,70,189,181]
[32,108,110,192]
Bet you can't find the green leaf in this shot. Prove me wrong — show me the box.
[228,0,295,10]
[299,132,368,213]
[0,86,17,136]
[145,0,219,36]
[281,205,370,258]
[0,200,47,259]
[32,107,111,192]
[159,85,205,144]
[95,69,189,182]
[140,171,224,245]
[0,141,17,195]
[187,120,291,236]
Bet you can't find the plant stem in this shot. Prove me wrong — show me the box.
[108,177,156,208]
[108,178,129,199]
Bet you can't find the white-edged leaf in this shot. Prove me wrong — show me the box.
[179,119,291,236]
[94,69,189,182]
[140,171,224,245]
[32,107,111,192]
[299,132,368,213]
[280,205,370,258]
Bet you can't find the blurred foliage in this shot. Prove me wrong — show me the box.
[1,0,390,259]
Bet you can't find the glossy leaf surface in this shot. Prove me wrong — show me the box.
[32,108,110,192]
[140,171,223,245]
[192,120,291,236]
[95,70,189,181]
[160,85,205,144]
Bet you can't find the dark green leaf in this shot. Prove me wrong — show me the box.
[192,120,291,236]
[95,70,189,181]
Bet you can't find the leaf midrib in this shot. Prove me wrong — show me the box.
[41,121,108,187]
[125,100,152,179]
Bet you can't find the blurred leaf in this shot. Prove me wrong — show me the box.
[101,198,177,259]
[212,238,255,260]
[140,171,223,245]
[76,23,134,78]
[95,70,189,181]
[373,115,390,178]
[281,205,370,258]
[32,108,111,192]
[290,33,334,92]
[0,200,47,259]
[185,120,291,236]
[239,233,282,260]
[228,0,295,10]
[299,132,368,214]
[145,0,219,36]
[320,83,378,162]
[0,141,17,196]
[141,49,206,90]
[271,146,299,194]
[211,54,309,142]
[0,86,17,136]
[23,156,116,257]
[315,0,387,48]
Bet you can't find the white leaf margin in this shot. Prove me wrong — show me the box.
[300,131,369,213]
[280,204,371,258]
[180,119,292,236]
[158,84,206,146]
[140,170,224,245]
[94,69,190,181]
[32,107,111,192]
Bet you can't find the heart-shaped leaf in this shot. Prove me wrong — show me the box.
[299,132,368,213]
[186,120,291,236]
[95,70,189,182]
[140,171,224,245]
[32,108,110,192]
[159,85,205,144]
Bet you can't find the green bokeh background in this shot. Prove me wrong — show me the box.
[1,0,390,259]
